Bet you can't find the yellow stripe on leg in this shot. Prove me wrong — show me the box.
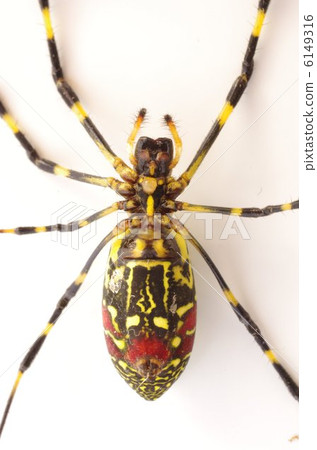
[75,272,87,286]
[35,226,47,233]
[281,203,292,211]
[42,7,54,40]
[43,322,54,336]
[11,370,23,396]
[230,208,243,216]
[223,289,239,307]
[3,113,19,134]
[0,228,15,234]
[53,165,71,177]
[218,102,233,127]
[265,349,278,364]
[252,9,266,37]
[79,220,89,228]
[71,102,88,123]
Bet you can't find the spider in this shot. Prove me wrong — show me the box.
[0,0,298,447]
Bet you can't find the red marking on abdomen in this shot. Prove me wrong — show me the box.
[176,304,197,357]
[102,307,116,334]
[125,335,170,364]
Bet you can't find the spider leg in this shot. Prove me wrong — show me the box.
[0,200,138,235]
[127,108,147,166]
[170,0,271,194]
[38,0,137,183]
[0,218,133,437]
[164,114,182,170]
[164,199,299,218]
[169,217,299,401]
[0,100,135,195]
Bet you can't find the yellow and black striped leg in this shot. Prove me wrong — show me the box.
[38,0,137,183]
[0,200,138,235]
[0,219,132,438]
[165,199,299,218]
[171,0,271,193]
[0,100,137,195]
[170,218,299,401]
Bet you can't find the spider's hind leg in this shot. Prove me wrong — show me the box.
[0,219,134,437]
[169,217,299,401]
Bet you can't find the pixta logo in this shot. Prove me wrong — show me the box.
[51,202,97,249]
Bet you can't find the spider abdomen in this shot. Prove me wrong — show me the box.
[102,231,197,400]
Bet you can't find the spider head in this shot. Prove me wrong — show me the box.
[134,137,173,177]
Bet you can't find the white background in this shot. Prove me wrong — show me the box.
[0,1,298,449]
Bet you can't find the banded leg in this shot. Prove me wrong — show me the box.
[164,199,299,218]
[0,219,133,437]
[0,100,135,196]
[170,0,271,194]
[39,0,137,183]
[0,200,139,235]
[169,217,299,401]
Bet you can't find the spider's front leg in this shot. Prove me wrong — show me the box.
[39,0,137,183]
[168,0,271,195]
[0,100,135,196]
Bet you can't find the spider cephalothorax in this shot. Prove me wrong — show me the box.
[132,135,173,214]
[134,136,174,177]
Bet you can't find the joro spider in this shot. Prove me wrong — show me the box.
[0,0,298,442]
